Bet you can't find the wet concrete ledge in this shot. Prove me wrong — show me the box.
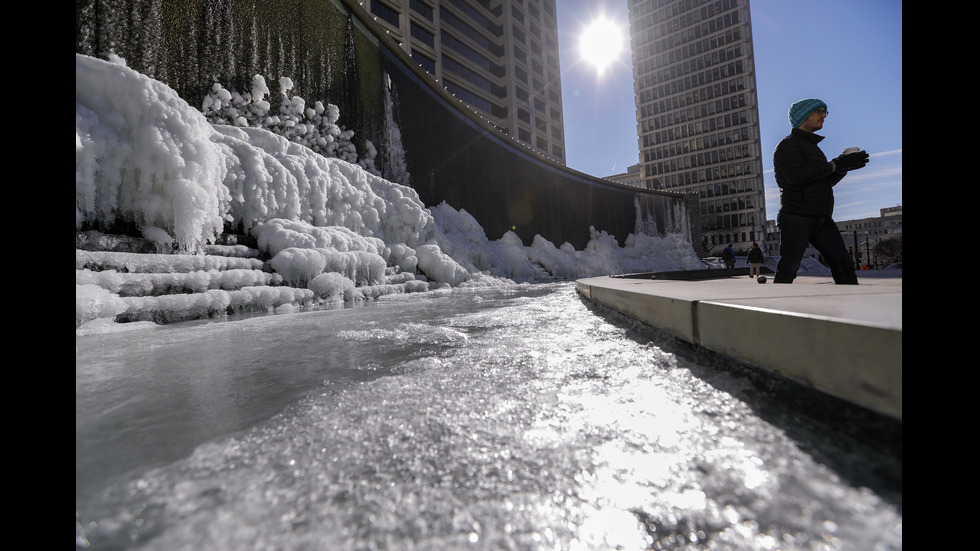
[575,272,902,421]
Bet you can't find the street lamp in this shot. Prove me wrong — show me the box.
[852,229,859,268]
[864,231,872,270]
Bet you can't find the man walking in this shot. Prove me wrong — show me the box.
[722,243,736,271]
[772,98,870,284]
[747,242,763,279]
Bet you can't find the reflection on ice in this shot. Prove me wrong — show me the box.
[338,323,469,346]
[76,283,900,550]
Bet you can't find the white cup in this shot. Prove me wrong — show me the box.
[842,147,861,155]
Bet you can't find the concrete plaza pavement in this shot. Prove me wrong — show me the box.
[575,269,902,421]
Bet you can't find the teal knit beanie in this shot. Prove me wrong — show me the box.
[788,98,827,128]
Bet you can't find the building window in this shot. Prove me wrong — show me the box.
[449,0,490,31]
[442,11,490,49]
[370,1,399,27]
[442,34,491,71]
[514,66,528,83]
[444,81,494,113]
[410,0,433,20]
[443,56,494,94]
[411,22,434,47]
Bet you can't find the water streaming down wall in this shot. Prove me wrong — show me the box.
[75,0,699,251]
[635,192,701,242]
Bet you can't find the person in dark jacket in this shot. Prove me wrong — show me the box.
[722,244,736,270]
[747,242,764,279]
[772,98,869,284]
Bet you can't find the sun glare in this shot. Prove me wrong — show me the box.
[579,16,623,75]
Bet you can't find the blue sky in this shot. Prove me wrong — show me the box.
[554,0,902,222]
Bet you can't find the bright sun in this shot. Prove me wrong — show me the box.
[579,16,623,74]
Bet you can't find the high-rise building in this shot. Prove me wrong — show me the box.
[360,0,566,164]
[627,0,766,254]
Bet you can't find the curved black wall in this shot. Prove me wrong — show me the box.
[75,0,698,251]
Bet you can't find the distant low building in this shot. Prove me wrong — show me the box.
[602,164,645,188]
[837,206,902,269]
[765,205,903,269]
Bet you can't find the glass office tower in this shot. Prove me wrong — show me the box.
[628,0,766,254]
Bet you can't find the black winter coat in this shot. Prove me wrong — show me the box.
[772,128,845,219]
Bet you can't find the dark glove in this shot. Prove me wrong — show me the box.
[833,150,870,172]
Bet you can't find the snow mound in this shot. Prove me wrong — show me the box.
[76,53,711,330]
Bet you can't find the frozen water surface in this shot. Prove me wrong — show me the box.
[76,283,900,550]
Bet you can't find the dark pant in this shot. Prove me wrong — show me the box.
[774,213,857,284]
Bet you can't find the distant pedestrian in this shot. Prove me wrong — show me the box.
[722,244,736,270]
[747,242,763,279]
[772,98,869,284]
